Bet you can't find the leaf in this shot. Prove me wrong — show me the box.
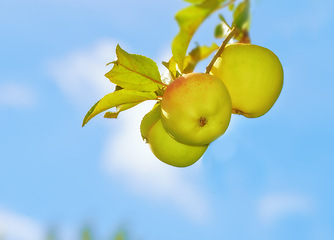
[228,3,234,11]
[162,57,181,81]
[104,102,141,119]
[183,0,206,3]
[140,103,161,141]
[105,45,165,91]
[171,0,226,71]
[81,226,92,240]
[183,43,219,73]
[82,89,157,126]
[232,0,250,31]
[214,14,232,39]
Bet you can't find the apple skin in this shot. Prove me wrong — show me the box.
[161,72,232,146]
[147,120,208,167]
[210,43,284,118]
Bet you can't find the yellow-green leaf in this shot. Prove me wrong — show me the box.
[214,14,232,39]
[232,0,250,31]
[171,0,226,71]
[140,103,161,141]
[183,0,206,3]
[104,102,141,119]
[82,89,157,126]
[105,45,164,91]
[162,57,181,81]
[183,43,219,73]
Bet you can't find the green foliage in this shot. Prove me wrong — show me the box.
[162,57,181,81]
[232,0,251,42]
[214,14,231,39]
[232,0,250,30]
[105,45,164,91]
[81,226,93,240]
[171,0,227,71]
[82,90,158,126]
[83,0,253,138]
[183,43,219,73]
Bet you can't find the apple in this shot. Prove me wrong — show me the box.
[160,72,232,146]
[147,119,208,167]
[210,43,284,118]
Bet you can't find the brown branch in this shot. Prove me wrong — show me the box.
[205,27,238,74]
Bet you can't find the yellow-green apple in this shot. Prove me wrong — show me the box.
[210,43,283,118]
[160,72,232,146]
[147,120,208,167]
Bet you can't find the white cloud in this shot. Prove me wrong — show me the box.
[257,192,314,225]
[49,39,211,223]
[48,39,118,109]
[0,82,36,109]
[0,207,45,240]
[102,101,210,223]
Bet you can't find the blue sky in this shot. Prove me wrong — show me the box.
[1,0,334,239]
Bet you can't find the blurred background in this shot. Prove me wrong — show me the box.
[1,0,334,239]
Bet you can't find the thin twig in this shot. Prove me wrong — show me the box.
[205,27,238,74]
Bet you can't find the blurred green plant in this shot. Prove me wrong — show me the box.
[45,226,128,240]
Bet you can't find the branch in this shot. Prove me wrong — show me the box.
[205,27,238,74]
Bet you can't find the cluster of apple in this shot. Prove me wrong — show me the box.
[144,43,283,167]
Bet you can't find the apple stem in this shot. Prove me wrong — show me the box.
[205,27,238,74]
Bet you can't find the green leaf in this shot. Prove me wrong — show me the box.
[171,0,226,71]
[183,43,219,73]
[228,3,234,11]
[183,0,206,3]
[105,45,164,91]
[82,89,158,126]
[81,226,92,240]
[214,14,231,39]
[140,103,161,141]
[232,0,250,31]
[162,57,181,81]
[104,102,141,119]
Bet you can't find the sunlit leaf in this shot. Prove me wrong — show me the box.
[183,0,206,3]
[228,2,234,11]
[162,57,181,81]
[183,43,219,73]
[140,103,161,141]
[104,102,141,119]
[82,90,157,126]
[214,14,231,39]
[232,0,250,31]
[171,0,227,71]
[105,45,164,91]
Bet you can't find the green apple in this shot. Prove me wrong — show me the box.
[161,72,232,146]
[210,43,283,118]
[147,119,208,167]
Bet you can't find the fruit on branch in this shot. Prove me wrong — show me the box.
[210,43,284,118]
[147,120,208,167]
[161,73,232,146]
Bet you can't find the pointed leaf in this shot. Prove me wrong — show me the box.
[140,103,161,141]
[214,14,232,39]
[104,102,141,119]
[171,0,227,71]
[162,57,181,81]
[183,43,219,73]
[232,0,250,31]
[82,89,157,126]
[105,45,165,91]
